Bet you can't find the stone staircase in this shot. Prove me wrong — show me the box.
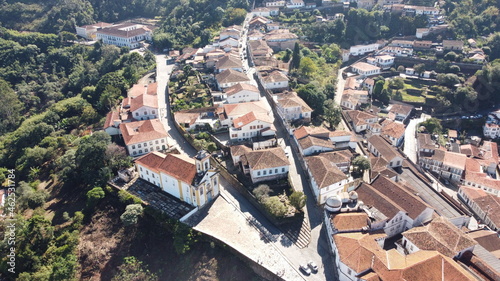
[282,216,311,249]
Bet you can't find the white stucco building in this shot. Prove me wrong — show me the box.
[119,119,169,156]
[135,150,219,208]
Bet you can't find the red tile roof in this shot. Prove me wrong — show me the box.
[135,152,197,184]
[244,147,290,170]
[119,119,168,145]
[370,176,431,219]
[402,216,477,258]
[224,83,259,96]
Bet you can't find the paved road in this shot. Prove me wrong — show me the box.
[155,54,197,157]
[403,114,429,163]
[216,176,335,281]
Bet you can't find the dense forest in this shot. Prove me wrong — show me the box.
[0,0,251,49]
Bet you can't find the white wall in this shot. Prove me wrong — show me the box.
[250,165,289,182]
[127,137,168,156]
[132,106,158,121]
[226,90,260,104]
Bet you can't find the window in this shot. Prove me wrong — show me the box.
[269,169,272,174]
[144,111,147,115]
[144,142,147,147]
[150,141,153,146]
[145,148,148,152]
[257,171,261,176]
[140,167,143,171]
[282,168,285,172]
[156,146,160,150]
[275,169,278,173]
[347,269,352,275]
[138,144,142,148]
[161,139,165,143]
[263,170,267,175]
[135,112,139,116]
[155,140,159,144]
[146,171,149,175]
[139,150,142,154]
[132,145,135,149]
[152,110,156,114]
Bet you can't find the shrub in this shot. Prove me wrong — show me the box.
[86,186,105,208]
[253,184,271,201]
[120,204,144,226]
[289,191,306,210]
[263,196,287,218]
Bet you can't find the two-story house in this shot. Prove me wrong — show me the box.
[261,70,289,90]
[275,91,313,122]
[367,135,404,168]
[122,92,159,121]
[345,110,378,133]
[239,147,290,183]
[216,69,251,90]
[388,103,414,123]
[401,216,477,258]
[381,120,406,147]
[306,154,351,205]
[215,55,244,73]
[229,111,276,141]
[224,83,260,104]
[119,119,169,156]
[357,176,435,237]
[135,150,219,207]
[350,62,381,77]
[221,100,272,127]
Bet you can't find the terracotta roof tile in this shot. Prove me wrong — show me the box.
[224,83,259,96]
[298,135,334,150]
[230,145,253,158]
[216,69,250,85]
[293,125,330,140]
[119,119,168,145]
[367,135,401,161]
[135,152,197,184]
[331,212,369,231]
[215,55,243,69]
[382,121,406,139]
[305,155,347,188]
[276,91,312,112]
[127,93,158,112]
[346,110,377,126]
[370,176,431,219]
[244,147,290,170]
[402,217,477,258]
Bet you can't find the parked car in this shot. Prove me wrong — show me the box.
[300,264,311,275]
[308,261,318,272]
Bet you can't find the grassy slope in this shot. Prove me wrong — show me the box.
[43,182,263,281]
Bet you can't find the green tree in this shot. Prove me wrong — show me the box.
[299,57,318,78]
[323,99,342,129]
[120,204,144,226]
[291,42,301,69]
[0,79,23,134]
[289,191,306,210]
[352,156,370,174]
[373,80,385,98]
[389,77,405,89]
[86,186,105,208]
[263,196,287,218]
[253,184,271,201]
[420,118,443,134]
[444,51,458,61]
[75,131,112,187]
[413,63,426,74]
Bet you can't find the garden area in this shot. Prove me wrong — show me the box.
[169,66,213,112]
[383,77,437,104]
[252,183,306,219]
